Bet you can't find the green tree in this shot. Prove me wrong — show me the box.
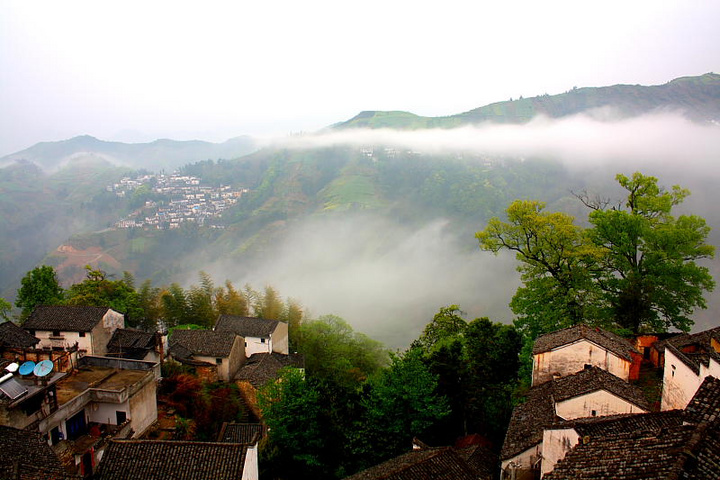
[160,283,189,327]
[477,172,714,335]
[214,280,249,316]
[16,265,64,318]
[258,368,328,479]
[351,348,449,468]
[296,315,387,387]
[253,285,285,320]
[0,298,11,321]
[415,304,467,351]
[64,266,144,326]
[587,172,715,333]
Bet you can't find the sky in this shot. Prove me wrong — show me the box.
[1,1,719,157]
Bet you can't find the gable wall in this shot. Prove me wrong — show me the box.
[555,390,646,420]
[90,310,125,355]
[532,340,630,386]
[271,323,289,355]
[244,337,272,357]
[661,348,720,410]
[541,428,580,478]
[501,444,542,480]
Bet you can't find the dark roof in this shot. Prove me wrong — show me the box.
[215,315,281,338]
[344,447,480,480]
[170,329,238,358]
[455,444,497,480]
[0,321,39,349]
[501,367,649,460]
[107,329,157,360]
[234,352,305,388]
[543,420,720,479]
[685,375,720,424]
[0,425,77,479]
[549,409,684,438]
[217,423,264,444]
[532,325,638,361]
[93,440,249,480]
[659,326,720,374]
[22,305,114,332]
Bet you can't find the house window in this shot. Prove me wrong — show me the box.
[52,330,61,337]
[116,411,127,424]
[261,338,266,344]
[216,358,223,365]
[79,332,85,337]
[591,410,597,416]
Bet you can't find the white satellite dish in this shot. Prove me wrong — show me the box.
[4,363,19,373]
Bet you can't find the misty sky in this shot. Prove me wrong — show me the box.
[1,1,719,156]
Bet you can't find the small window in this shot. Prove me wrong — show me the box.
[52,330,60,337]
[216,358,223,365]
[260,338,266,344]
[79,332,85,337]
[591,410,597,417]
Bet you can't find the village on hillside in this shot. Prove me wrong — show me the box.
[0,304,718,479]
[108,173,248,230]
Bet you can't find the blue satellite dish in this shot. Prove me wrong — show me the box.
[33,360,54,377]
[18,361,35,376]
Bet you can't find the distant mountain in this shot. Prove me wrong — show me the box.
[0,135,260,172]
[335,73,720,129]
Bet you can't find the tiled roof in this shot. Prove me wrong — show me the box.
[107,328,156,359]
[215,314,281,338]
[660,326,720,374]
[543,420,720,479]
[22,305,113,332]
[552,366,649,409]
[685,375,720,424]
[234,352,305,388]
[170,329,237,358]
[454,444,497,480]
[344,447,480,480]
[0,425,77,479]
[0,321,39,349]
[93,440,249,480]
[217,422,264,444]
[549,410,684,438]
[532,325,637,361]
[501,367,649,460]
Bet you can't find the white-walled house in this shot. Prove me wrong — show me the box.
[659,326,720,411]
[23,305,125,356]
[169,329,246,382]
[214,315,289,357]
[532,325,639,386]
[500,366,649,480]
[106,328,163,363]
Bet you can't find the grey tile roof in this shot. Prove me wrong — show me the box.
[107,328,157,360]
[532,325,638,361]
[22,305,113,332]
[217,422,264,444]
[0,321,39,349]
[215,314,281,338]
[550,410,684,438]
[234,352,304,388]
[344,447,480,480]
[501,366,649,460]
[685,375,720,424]
[93,440,249,480]
[543,419,720,479]
[454,444,497,480]
[0,425,77,479]
[170,329,237,358]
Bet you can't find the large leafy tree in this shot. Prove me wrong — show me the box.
[477,172,714,336]
[586,172,715,333]
[16,265,64,318]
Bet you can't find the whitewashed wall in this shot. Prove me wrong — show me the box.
[533,340,630,386]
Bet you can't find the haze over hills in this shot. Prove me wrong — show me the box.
[2,73,720,346]
[0,134,260,172]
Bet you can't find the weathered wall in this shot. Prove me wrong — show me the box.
[244,336,271,357]
[555,390,646,420]
[532,340,630,386]
[33,330,93,353]
[242,444,259,480]
[127,375,157,437]
[271,322,289,355]
[227,336,246,381]
[541,428,580,478]
[91,310,125,355]
[501,444,542,480]
[661,349,720,410]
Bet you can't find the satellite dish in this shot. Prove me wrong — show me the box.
[5,363,19,373]
[18,361,35,376]
[33,360,54,377]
